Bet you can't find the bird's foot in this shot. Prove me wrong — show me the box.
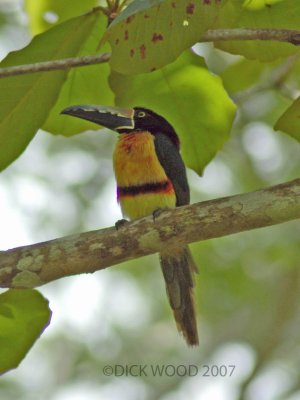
[152,207,169,222]
[115,218,129,230]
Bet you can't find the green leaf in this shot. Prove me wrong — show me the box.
[25,0,98,34]
[106,0,223,74]
[0,289,51,375]
[43,14,114,136]
[274,97,300,142]
[215,0,300,61]
[110,51,236,175]
[0,8,102,172]
[221,59,268,95]
[243,0,286,10]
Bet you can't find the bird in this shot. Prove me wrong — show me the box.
[61,105,199,346]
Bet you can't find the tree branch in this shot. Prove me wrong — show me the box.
[0,53,111,78]
[202,28,300,45]
[0,28,299,78]
[0,179,299,289]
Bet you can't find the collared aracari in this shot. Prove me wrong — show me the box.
[61,105,199,346]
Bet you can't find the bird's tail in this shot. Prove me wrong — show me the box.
[160,246,199,346]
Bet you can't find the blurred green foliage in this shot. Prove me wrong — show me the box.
[25,0,98,34]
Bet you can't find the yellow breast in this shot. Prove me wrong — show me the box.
[113,132,168,186]
[113,132,176,220]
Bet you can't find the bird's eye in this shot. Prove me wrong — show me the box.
[137,111,146,118]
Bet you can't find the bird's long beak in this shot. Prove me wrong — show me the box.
[61,105,135,132]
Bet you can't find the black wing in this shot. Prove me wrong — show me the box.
[154,133,190,206]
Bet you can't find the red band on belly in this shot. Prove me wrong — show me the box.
[117,180,174,199]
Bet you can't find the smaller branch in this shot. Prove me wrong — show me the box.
[202,28,300,45]
[0,28,299,79]
[234,55,300,103]
[0,52,111,78]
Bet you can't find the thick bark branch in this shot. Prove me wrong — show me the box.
[0,28,299,78]
[0,179,299,289]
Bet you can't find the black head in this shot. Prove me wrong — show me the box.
[61,105,180,148]
[132,107,179,148]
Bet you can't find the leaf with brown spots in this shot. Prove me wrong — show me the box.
[106,0,223,74]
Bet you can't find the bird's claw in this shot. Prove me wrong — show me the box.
[115,218,129,230]
[152,207,169,222]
